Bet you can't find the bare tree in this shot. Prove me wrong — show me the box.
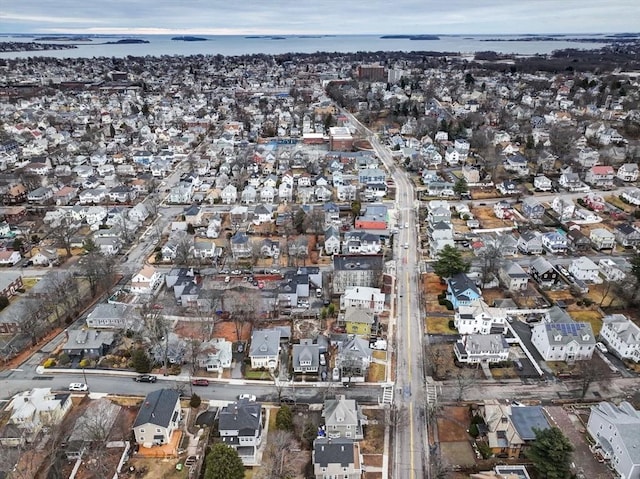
[50,217,80,258]
[78,251,117,297]
[254,430,298,479]
[174,235,194,267]
[454,370,478,402]
[304,207,325,241]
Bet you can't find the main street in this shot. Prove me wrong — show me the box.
[344,111,429,479]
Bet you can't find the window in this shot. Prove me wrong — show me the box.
[140,428,145,433]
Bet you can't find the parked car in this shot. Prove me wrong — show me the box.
[332,367,340,381]
[69,383,88,392]
[280,397,295,405]
[192,379,209,386]
[319,353,326,366]
[239,394,256,402]
[596,342,608,354]
[134,374,157,383]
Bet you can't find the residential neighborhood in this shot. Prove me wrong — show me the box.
[0,39,639,479]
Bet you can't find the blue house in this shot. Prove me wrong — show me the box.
[521,197,545,219]
[446,273,481,309]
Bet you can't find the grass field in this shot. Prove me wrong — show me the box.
[585,283,626,308]
[567,309,603,335]
[367,362,386,382]
[605,195,636,213]
[426,316,456,334]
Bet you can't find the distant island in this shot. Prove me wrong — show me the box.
[245,36,287,40]
[104,39,150,44]
[171,36,208,42]
[34,36,92,42]
[0,41,77,52]
[380,34,440,40]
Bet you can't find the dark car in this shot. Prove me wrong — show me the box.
[134,374,157,383]
[191,379,209,386]
[280,397,296,405]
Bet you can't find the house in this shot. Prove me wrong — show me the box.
[428,204,452,225]
[615,223,640,248]
[503,154,529,176]
[599,314,640,362]
[587,401,640,479]
[585,165,615,189]
[521,197,545,220]
[241,185,257,204]
[196,338,233,372]
[94,236,122,255]
[322,395,367,440]
[292,338,320,374]
[541,231,568,254]
[559,172,589,192]
[566,229,591,252]
[249,329,281,370]
[62,329,115,359]
[336,336,372,383]
[219,399,263,465]
[598,259,627,282]
[339,306,376,336]
[221,184,237,204]
[341,286,385,313]
[130,265,163,295]
[342,231,382,255]
[323,226,341,256]
[29,246,58,267]
[551,197,575,222]
[230,232,252,259]
[617,163,639,182]
[446,273,482,309]
[530,321,595,361]
[333,254,384,295]
[313,438,363,479]
[621,188,640,206]
[85,303,136,330]
[517,231,543,255]
[478,400,551,459]
[569,256,600,282]
[454,299,507,335]
[27,186,53,204]
[0,271,23,298]
[590,228,616,251]
[533,175,553,192]
[454,334,510,364]
[0,250,21,266]
[133,389,181,448]
[498,261,529,291]
[253,204,274,225]
[0,388,71,447]
[496,180,519,196]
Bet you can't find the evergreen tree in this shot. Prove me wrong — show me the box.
[433,245,471,279]
[453,178,468,196]
[526,427,573,479]
[275,405,294,431]
[131,348,152,373]
[204,444,244,479]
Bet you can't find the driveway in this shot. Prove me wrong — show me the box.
[545,406,613,479]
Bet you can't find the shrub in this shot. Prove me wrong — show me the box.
[477,441,493,459]
[448,320,456,330]
[43,358,56,368]
[190,393,202,408]
[131,348,152,373]
[443,300,454,310]
[469,423,479,437]
[0,296,9,310]
[79,359,91,368]
[275,405,294,431]
[58,353,70,366]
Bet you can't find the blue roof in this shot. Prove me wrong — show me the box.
[510,406,550,441]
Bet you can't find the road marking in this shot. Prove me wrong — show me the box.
[410,401,415,479]
[406,269,416,479]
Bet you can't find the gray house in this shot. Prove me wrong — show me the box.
[292,339,320,374]
[62,329,115,359]
[313,437,363,479]
[322,395,367,440]
[219,399,263,465]
[249,329,281,370]
[132,389,181,448]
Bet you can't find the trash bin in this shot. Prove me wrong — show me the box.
[175,463,183,471]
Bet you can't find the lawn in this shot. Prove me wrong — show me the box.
[585,284,626,309]
[490,366,518,379]
[367,362,386,382]
[567,309,604,335]
[244,369,271,380]
[372,350,387,361]
[22,277,39,289]
[545,288,576,303]
[605,195,636,213]
[426,316,456,334]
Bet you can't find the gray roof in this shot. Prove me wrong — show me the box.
[501,261,528,278]
[219,399,262,437]
[333,254,384,271]
[249,329,281,358]
[591,401,640,465]
[323,395,359,428]
[529,256,554,274]
[510,406,551,441]
[133,389,180,428]
[0,271,22,292]
[540,322,595,346]
[313,437,355,467]
[63,329,115,351]
[448,273,480,300]
[292,339,320,369]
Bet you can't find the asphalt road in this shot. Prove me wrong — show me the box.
[346,111,429,479]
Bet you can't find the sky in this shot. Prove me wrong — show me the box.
[1,0,638,36]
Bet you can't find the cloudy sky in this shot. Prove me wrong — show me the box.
[1,0,637,35]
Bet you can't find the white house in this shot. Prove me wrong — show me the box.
[621,188,640,206]
[130,265,163,295]
[454,299,507,335]
[249,329,281,370]
[530,321,595,361]
[454,334,510,364]
[617,163,639,182]
[534,175,553,192]
[219,399,264,465]
[197,338,233,371]
[569,256,600,282]
[590,228,616,250]
[221,184,238,204]
[587,401,640,479]
[599,314,640,362]
[498,261,529,291]
[132,389,181,448]
[340,286,385,314]
[598,259,627,282]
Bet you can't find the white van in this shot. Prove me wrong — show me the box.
[69,383,88,392]
[332,367,340,381]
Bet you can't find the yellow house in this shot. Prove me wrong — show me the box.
[341,307,375,336]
